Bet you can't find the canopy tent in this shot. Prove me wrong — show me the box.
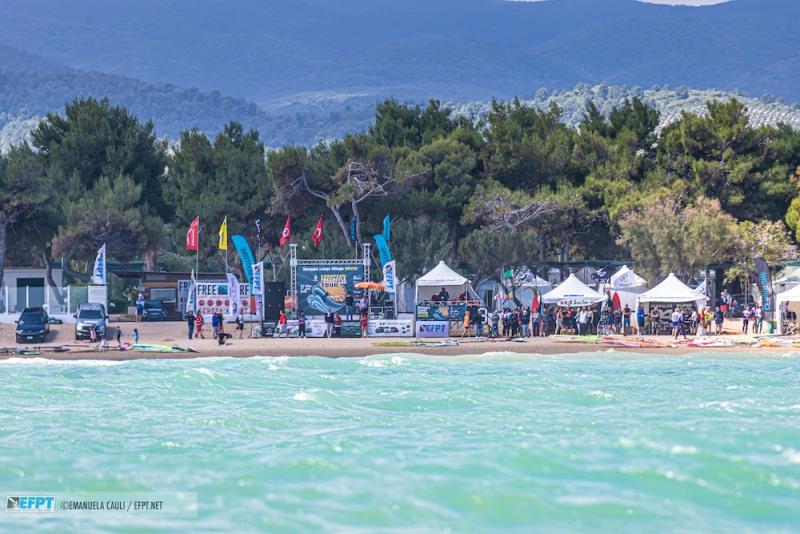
[541,274,605,307]
[775,284,800,334]
[605,265,649,310]
[610,265,647,289]
[636,273,707,311]
[415,261,479,302]
[774,265,800,294]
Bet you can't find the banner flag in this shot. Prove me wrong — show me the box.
[312,214,324,248]
[754,257,774,313]
[279,216,291,246]
[373,234,393,267]
[382,260,396,294]
[382,214,391,242]
[91,244,107,285]
[231,235,255,284]
[226,273,241,316]
[185,269,197,314]
[218,216,228,251]
[349,216,358,243]
[186,217,199,251]
[251,262,264,297]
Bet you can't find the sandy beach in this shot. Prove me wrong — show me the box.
[0,318,779,361]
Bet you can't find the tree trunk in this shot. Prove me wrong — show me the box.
[0,219,6,291]
[144,249,158,272]
[61,242,91,282]
[351,199,363,245]
[538,232,546,263]
[41,250,66,305]
[329,204,352,248]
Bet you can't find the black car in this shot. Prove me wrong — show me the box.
[15,307,51,343]
[142,300,167,321]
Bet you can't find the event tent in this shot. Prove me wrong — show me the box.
[636,273,707,311]
[415,261,479,302]
[607,265,648,311]
[541,274,605,306]
[610,265,646,289]
[775,284,800,334]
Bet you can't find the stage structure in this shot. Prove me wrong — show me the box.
[289,243,371,316]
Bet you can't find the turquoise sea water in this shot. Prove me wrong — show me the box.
[1,352,799,532]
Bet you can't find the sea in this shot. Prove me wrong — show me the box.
[0,352,798,533]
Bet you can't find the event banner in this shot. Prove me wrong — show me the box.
[180,281,257,320]
[754,257,774,314]
[416,321,450,338]
[447,303,467,322]
[231,235,255,284]
[416,304,449,321]
[303,319,363,337]
[382,260,396,294]
[297,263,364,315]
[367,319,413,337]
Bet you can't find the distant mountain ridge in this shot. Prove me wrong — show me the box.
[0,0,798,107]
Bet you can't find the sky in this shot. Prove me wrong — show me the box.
[639,0,729,5]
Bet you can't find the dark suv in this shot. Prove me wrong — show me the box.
[15,307,51,343]
[142,300,167,321]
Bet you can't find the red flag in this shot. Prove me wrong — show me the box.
[186,217,199,251]
[279,216,291,246]
[312,214,324,248]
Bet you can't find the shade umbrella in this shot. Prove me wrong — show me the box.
[355,282,385,291]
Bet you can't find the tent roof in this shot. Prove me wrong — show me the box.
[416,261,469,287]
[776,283,800,301]
[610,265,647,289]
[775,265,800,285]
[542,274,605,305]
[637,273,707,303]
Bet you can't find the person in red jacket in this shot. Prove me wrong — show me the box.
[361,313,368,337]
[277,310,288,338]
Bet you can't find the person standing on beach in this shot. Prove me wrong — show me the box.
[475,309,485,337]
[742,306,751,334]
[186,311,195,340]
[90,325,97,343]
[670,309,681,337]
[194,312,205,339]
[345,292,354,320]
[713,307,724,335]
[360,313,368,337]
[622,305,632,335]
[490,311,499,338]
[636,304,646,335]
[521,307,531,337]
[754,305,763,334]
[334,312,343,337]
[211,311,220,337]
[555,308,564,335]
[277,310,288,338]
[674,311,687,340]
[235,313,245,339]
[136,293,145,322]
[297,311,306,338]
[324,310,334,338]
[116,327,122,345]
[461,309,472,338]
[133,328,140,344]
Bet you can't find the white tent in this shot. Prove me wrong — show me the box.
[542,274,605,307]
[610,265,647,289]
[415,261,479,302]
[775,284,800,334]
[636,273,707,311]
[607,265,649,311]
[774,265,800,294]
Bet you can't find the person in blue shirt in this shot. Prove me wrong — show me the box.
[636,304,646,335]
[136,293,145,322]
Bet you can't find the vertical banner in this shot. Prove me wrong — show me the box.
[186,217,199,251]
[350,216,358,244]
[382,260,396,294]
[373,234,393,267]
[382,214,391,242]
[91,244,106,285]
[231,235,256,284]
[227,273,240,316]
[185,270,197,314]
[754,257,774,314]
[251,262,264,298]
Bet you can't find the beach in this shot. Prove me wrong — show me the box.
[0,319,776,361]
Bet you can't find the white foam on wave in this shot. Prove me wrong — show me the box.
[0,357,125,366]
[782,448,800,464]
[588,390,614,400]
[190,367,219,378]
[293,389,315,401]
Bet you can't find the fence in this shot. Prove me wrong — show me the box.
[0,285,90,320]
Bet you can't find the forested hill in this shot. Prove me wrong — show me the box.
[0,45,373,151]
[1,0,798,107]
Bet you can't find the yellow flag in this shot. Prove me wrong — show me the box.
[218,217,228,251]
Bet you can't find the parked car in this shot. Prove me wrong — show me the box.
[74,303,108,340]
[142,300,167,321]
[15,307,50,343]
